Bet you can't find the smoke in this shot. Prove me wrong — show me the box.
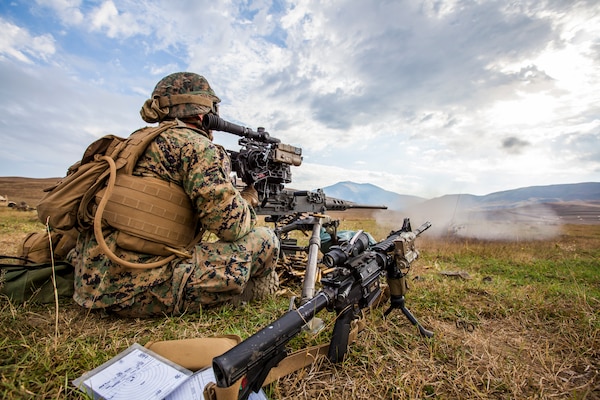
[445,205,562,240]
[375,199,562,241]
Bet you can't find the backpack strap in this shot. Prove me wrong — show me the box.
[117,120,179,174]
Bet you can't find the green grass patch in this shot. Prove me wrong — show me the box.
[1,210,599,399]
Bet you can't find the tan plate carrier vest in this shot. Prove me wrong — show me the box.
[38,121,200,269]
[92,121,199,269]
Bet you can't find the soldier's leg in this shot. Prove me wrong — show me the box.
[109,289,173,317]
[107,262,195,317]
[182,227,279,309]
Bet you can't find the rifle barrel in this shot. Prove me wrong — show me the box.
[414,221,432,236]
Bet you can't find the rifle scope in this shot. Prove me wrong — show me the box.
[322,231,370,268]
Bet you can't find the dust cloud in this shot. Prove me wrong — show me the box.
[375,199,562,241]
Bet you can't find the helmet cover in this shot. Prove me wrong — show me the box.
[140,72,221,123]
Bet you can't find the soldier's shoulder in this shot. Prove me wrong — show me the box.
[166,123,210,140]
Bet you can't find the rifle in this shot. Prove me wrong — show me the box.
[212,218,432,400]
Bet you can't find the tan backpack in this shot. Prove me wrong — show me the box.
[37,121,199,269]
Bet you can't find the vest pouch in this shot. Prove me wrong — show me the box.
[115,231,173,257]
[95,174,197,250]
[19,230,78,264]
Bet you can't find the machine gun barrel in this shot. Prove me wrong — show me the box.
[202,114,280,144]
[258,189,387,217]
[324,196,387,211]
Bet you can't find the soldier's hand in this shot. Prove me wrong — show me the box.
[240,184,259,208]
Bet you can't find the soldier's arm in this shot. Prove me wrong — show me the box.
[182,135,256,242]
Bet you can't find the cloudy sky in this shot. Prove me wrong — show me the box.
[0,0,598,199]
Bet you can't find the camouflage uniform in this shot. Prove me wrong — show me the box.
[68,73,279,317]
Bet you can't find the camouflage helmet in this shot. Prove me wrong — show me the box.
[140,72,221,123]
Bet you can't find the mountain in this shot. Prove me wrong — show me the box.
[317,181,600,240]
[0,177,57,206]
[320,181,600,210]
[413,182,600,214]
[478,182,600,206]
[2,177,598,238]
[320,181,426,211]
[406,182,600,238]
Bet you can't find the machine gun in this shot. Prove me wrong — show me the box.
[202,113,301,209]
[203,115,387,301]
[203,114,385,215]
[212,218,432,400]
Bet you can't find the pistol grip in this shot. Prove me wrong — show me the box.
[328,307,355,363]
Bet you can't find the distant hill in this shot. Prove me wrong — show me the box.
[405,182,600,238]
[0,177,59,207]
[318,181,600,239]
[413,182,600,219]
[473,182,600,206]
[320,181,600,211]
[321,181,426,211]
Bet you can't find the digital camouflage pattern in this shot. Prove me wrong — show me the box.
[140,72,221,123]
[68,120,279,317]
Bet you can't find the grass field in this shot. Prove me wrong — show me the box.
[0,207,599,399]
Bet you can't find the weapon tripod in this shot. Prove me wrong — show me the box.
[270,212,340,304]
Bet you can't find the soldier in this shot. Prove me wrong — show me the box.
[68,72,280,317]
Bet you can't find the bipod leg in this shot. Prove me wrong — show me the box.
[384,296,433,338]
[398,296,434,338]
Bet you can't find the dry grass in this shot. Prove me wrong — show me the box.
[0,207,599,399]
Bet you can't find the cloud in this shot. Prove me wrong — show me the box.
[0,18,56,63]
[0,60,142,176]
[89,1,146,38]
[0,0,599,198]
[35,0,84,25]
[501,136,531,154]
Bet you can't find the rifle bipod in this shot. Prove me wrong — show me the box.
[384,295,434,338]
